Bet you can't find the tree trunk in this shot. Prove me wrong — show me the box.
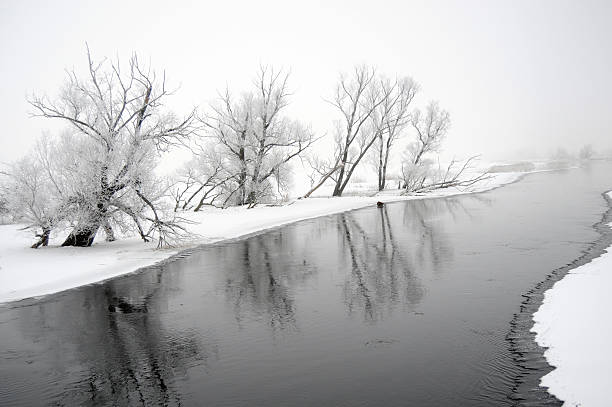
[332,164,346,197]
[62,224,100,247]
[303,164,341,198]
[103,220,116,242]
[62,198,108,247]
[379,161,388,191]
[377,134,384,191]
[238,168,247,205]
[246,190,257,206]
[332,151,349,197]
[62,211,102,247]
[31,227,51,249]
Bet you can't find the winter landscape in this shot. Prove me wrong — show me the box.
[1,1,611,406]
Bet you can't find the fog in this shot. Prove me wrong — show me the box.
[2,0,611,165]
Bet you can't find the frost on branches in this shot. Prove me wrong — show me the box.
[5,47,197,248]
[172,66,315,210]
[400,102,489,193]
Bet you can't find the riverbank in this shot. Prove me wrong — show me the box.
[0,172,526,304]
[531,191,612,407]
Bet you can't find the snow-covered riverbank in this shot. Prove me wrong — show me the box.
[0,172,525,304]
[532,191,612,407]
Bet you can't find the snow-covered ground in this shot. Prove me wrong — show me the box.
[0,172,524,304]
[532,191,612,407]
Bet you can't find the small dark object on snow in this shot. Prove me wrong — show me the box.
[376,201,384,208]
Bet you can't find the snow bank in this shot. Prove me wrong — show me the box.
[532,192,612,407]
[0,172,524,304]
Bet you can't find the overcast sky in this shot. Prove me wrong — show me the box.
[1,0,611,165]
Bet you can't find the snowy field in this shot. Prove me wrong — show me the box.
[0,172,524,304]
[532,191,612,407]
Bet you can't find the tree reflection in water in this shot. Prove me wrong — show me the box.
[339,197,476,321]
[217,198,475,326]
[2,196,481,406]
[14,265,216,406]
[339,209,424,321]
[221,230,317,332]
[5,165,612,406]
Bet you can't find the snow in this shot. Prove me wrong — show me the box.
[0,172,523,303]
[532,192,612,407]
[0,231,175,303]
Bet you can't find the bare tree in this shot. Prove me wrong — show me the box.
[306,66,416,197]
[372,76,419,191]
[170,147,232,211]
[401,101,450,191]
[398,102,490,193]
[27,46,197,247]
[402,155,491,193]
[302,153,343,198]
[328,66,388,197]
[579,144,594,161]
[201,66,315,207]
[552,147,572,161]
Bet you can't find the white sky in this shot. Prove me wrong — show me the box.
[1,0,611,165]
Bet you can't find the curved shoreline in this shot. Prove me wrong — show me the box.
[2,167,605,403]
[507,188,612,405]
[0,172,527,305]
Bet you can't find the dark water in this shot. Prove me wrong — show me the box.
[1,163,611,407]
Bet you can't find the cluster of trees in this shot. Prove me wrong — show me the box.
[0,50,474,248]
[552,145,595,161]
[1,49,196,248]
[303,66,481,197]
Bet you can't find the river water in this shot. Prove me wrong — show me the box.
[1,162,611,406]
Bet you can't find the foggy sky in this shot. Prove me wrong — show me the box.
[1,0,611,165]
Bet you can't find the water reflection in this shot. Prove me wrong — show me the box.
[221,233,312,331]
[10,267,216,406]
[401,197,471,272]
[1,196,479,406]
[214,198,470,325]
[337,198,470,321]
[7,174,585,407]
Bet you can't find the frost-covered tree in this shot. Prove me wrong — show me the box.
[170,146,233,211]
[0,197,7,220]
[0,186,9,223]
[1,153,62,247]
[27,47,197,247]
[401,101,450,191]
[200,66,315,207]
[399,102,488,192]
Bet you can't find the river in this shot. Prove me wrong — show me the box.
[1,162,611,406]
